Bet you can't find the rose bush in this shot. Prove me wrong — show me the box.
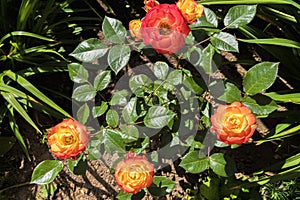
[114,152,154,194]
[210,102,257,145]
[47,118,90,159]
[141,4,190,55]
[176,0,204,24]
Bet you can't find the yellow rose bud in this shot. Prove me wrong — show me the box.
[176,0,204,24]
[129,19,143,41]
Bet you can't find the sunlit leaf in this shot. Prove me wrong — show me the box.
[224,5,257,28]
[144,106,175,129]
[72,84,97,102]
[68,63,89,83]
[31,160,64,185]
[69,38,108,62]
[94,70,111,91]
[102,16,127,44]
[211,32,239,52]
[108,45,131,74]
[243,62,279,95]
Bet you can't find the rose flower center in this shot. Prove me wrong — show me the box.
[63,135,74,145]
[158,21,172,35]
[227,116,242,130]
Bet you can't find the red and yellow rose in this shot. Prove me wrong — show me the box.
[47,118,90,159]
[210,102,257,145]
[141,4,190,55]
[114,152,154,194]
[176,0,204,24]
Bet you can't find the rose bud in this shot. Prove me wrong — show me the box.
[176,0,204,24]
[129,19,143,41]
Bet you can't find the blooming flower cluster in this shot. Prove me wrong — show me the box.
[129,0,204,55]
[210,102,257,145]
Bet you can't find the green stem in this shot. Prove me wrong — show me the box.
[0,182,32,194]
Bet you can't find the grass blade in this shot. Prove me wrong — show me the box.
[238,38,300,49]
[8,107,31,160]
[2,92,41,133]
[4,70,71,118]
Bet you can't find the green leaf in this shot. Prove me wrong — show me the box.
[265,92,300,104]
[129,74,153,97]
[94,70,111,91]
[134,136,150,155]
[144,106,175,129]
[243,62,279,95]
[108,45,131,74]
[68,63,89,83]
[152,176,176,193]
[122,97,138,124]
[69,38,108,62]
[243,95,278,116]
[106,109,119,128]
[183,73,204,94]
[148,176,176,196]
[238,38,300,49]
[282,153,300,169]
[209,153,227,177]
[224,5,257,29]
[110,90,129,106]
[102,16,127,44]
[0,136,16,156]
[103,129,126,153]
[119,125,139,143]
[31,160,64,185]
[72,84,97,102]
[197,7,218,28]
[166,70,183,85]
[92,102,108,117]
[116,190,133,200]
[211,32,239,52]
[67,154,87,175]
[218,82,242,103]
[153,62,169,80]
[179,151,209,174]
[77,103,90,124]
[200,176,220,200]
[200,44,215,74]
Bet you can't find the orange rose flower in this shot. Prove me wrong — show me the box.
[114,152,154,194]
[144,0,159,12]
[48,118,90,159]
[141,4,190,55]
[176,0,204,24]
[210,102,257,145]
[129,19,142,41]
